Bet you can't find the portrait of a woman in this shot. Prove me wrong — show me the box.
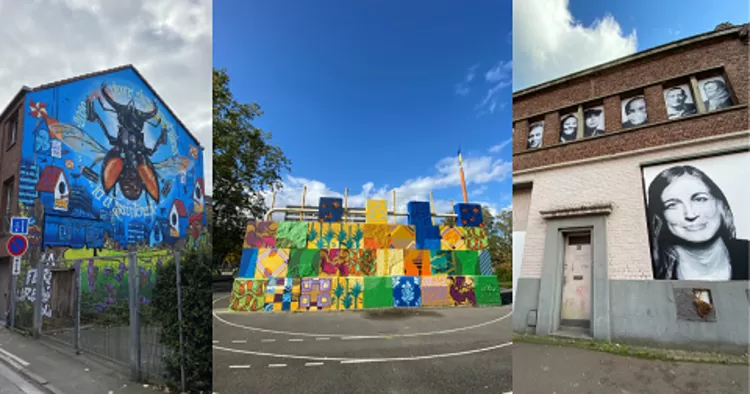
[559,114,578,143]
[646,165,749,280]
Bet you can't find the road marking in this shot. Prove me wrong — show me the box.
[304,362,324,367]
[289,339,303,342]
[229,365,251,369]
[213,341,512,363]
[212,340,219,344]
[213,295,512,338]
[0,347,30,367]
[231,340,247,344]
[268,364,287,368]
[260,339,276,343]
[340,359,372,364]
[315,338,330,341]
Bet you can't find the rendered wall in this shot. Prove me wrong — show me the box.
[230,198,502,312]
[13,67,207,321]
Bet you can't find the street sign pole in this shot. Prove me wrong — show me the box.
[6,235,28,334]
[9,258,18,333]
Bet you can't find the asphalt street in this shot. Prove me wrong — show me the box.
[0,361,42,394]
[212,292,512,394]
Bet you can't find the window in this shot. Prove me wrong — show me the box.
[2,180,13,232]
[6,115,18,149]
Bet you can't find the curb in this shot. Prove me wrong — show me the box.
[0,345,66,394]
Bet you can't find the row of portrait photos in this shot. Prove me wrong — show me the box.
[526,75,734,149]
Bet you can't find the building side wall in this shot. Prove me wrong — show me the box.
[0,97,25,258]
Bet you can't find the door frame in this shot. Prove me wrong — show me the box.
[559,230,593,329]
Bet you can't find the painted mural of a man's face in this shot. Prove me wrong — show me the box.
[703,81,729,101]
[666,87,687,108]
[527,124,543,149]
[660,174,722,243]
[585,110,602,129]
[625,97,648,126]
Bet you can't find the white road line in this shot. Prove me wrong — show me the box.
[213,341,512,363]
[229,365,251,369]
[304,362,324,367]
[212,340,219,344]
[315,338,330,341]
[260,339,276,343]
[340,359,372,364]
[289,339,303,342]
[212,295,512,338]
[268,364,287,368]
[231,340,247,344]
[0,347,30,367]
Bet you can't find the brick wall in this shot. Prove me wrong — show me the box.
[0,95,26,258]
[514,133,748,280]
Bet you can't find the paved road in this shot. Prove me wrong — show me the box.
[0,362,42,394]
[513,342,749,394]
[212,292,512,394]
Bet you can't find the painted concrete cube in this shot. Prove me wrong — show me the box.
[454,250,480,275]
[389,224,416,249]
[243,221,277,248]
[407,201,433,227]
[254,248,290,279]
[404,249,431,276]
[288,249,321,278]
[464,227,489,250]
[366,199,388,224]
[377,249,404,276]
[429,250,456,276]
[478,250,495,276]
[318,197,344,222]
[331,277,365,310]
[439,226,466,250]
[448,276,477,306]
[363,276,393,309]
[364,224,389,249]
[454,203,483,227]
[264,278,296,312]
[275,221,309,249]
[229,279,267,312]
[237,248,258,278]
[299,278,333,311]
[421,276,452,307]
[392,276,422,308]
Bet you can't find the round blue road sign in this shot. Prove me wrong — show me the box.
[7,235,28,257]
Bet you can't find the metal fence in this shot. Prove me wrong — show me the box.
[9,250,186,386]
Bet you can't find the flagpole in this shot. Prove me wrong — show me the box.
[458,149,468,203]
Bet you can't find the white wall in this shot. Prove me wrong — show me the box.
[512,231,525,306]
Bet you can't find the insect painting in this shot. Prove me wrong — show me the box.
[47,82,193,206]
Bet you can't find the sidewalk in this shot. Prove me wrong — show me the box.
[0,328,158,394]
[513,342,749,394]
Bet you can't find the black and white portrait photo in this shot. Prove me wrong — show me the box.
[698,76,734,112]
[642,151,750,280]
[559,113,578,143]
[621,95,648,129]
[583,106,605,137]
[527,121,544,149]
[663,84,697,119]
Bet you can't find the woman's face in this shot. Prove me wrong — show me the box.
[660,175,722,243]
[528,126,543,148]
[562,117,577,135]
[626,98,647,125]
[585,113,600,129]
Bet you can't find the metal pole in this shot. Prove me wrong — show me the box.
[174,251,186,393]
[32,251,43,338]
[74,263,81,354]
[9,264,17,333]
[128,252,141,381]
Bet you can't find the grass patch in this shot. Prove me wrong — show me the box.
[513,333,749,365]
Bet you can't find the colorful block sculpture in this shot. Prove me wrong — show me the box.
[464,227,489,250]
[404,249,430,276]
[392,276,422,307]
[364,276,393,309]
[275,221,309,249]
[448,276,477,306]
[421,276,452,307]
[364,224,389,249]
[454,203,483,227]
[264,278,295,312]
[229,279,267,312]
[389,225,416,249]
[243,221,277,248]
[440,226,466,250]
[478,250,495,276]
[429,250,455,276]
[454,250,480,275]
[238,248,258,278]
[332,277,365,310]
[231,197,500,313]
[377,249,404,276]
[474,276,501,306]
[254,248,290,279]
[300,278,332,311]
[366,199,388,224]
[318,197,344,222]
[288,249,320,278]
[407,201,433,227]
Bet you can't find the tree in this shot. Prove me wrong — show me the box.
[212,68,291,266]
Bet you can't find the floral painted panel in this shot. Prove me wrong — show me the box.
[243,221,278,248]
[392,276,422,307]
[464,227,489,250]
[319,249,349,277]
[275,221,309,249]
[365,199,388,224]
[448,276,477,306]
[254,248,290,279]
[229,279,267,312]
[331,277,365,310]
[363,224,389,249]
[439,226,466,251]
[308,222,345,249]
[376,249,404,276]
[429,250,455,276]
[345,249,377,277]
[341,223,365,249]
[421,276,451,307]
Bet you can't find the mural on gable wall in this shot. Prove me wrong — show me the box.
[13,67,207,321]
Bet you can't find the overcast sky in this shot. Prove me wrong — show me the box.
[0,0,213,192]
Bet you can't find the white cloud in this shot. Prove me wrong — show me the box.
[0,0,213,192]
[263,154,511,221]
[513,0,638,91]
[485,60,513,82]
[489,138,512,153]
[454,64,480,96]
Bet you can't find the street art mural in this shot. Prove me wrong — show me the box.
[12,66,207,323]
[229,198,503,312]
[642,150,749,280]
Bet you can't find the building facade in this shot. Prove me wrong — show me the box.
[512,24,749,351]
[0,65,207,322]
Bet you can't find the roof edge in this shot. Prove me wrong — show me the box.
[513,24,747,98]
[0,86,32,121]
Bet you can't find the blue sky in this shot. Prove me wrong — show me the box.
[514,0,749,90]
[214,1,513,217]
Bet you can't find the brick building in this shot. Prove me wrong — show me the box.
[512,24,749,351]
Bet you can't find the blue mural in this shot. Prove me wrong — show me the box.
[19,67,206,251]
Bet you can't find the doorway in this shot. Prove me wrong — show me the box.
[0,257,10,321]
[560,232,592,331]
